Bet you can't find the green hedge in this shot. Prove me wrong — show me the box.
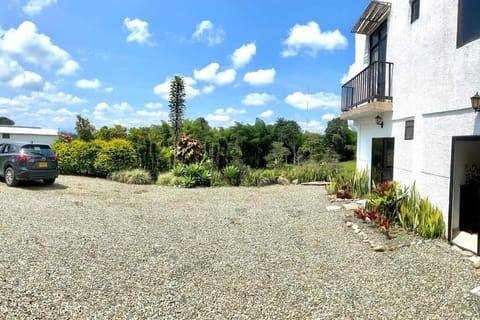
[52,139,137,177]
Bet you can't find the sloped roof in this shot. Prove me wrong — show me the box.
[0,126,58,136]
[351,1,391,35]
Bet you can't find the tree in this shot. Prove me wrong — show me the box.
[75,115,95,142]
[265,141,290,167]
[94,124,127,141]
[273,118,301,164]
[0,117,14,125]
[168,75,186,160]
[324,118,356,161]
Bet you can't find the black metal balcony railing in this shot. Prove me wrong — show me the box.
[341,61,394,112]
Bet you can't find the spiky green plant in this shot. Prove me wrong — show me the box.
[223,165,241,186]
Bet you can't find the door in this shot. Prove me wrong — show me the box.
[371,138,394,184]
[369,21,388,99]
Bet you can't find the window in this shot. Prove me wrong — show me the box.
[411,0,420,23]
[2,133,10,139]
[405,120,414,140]
[457,0,480,47]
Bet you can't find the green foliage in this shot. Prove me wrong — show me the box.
[167,162,211,188]
[265,141,290,168]
[397,184,445,239]
[276,164,334,184]
[240,168,276,187]
[169,75,186,155]
[108,169,153,184]
[94,139,137,177]
[52,139,103,175]
[326,167,369,199]
[75,114,96,142]
[324,118,356,161]
[94,124,127,141]
[222,165,241,186]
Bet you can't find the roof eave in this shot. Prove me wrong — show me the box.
[351,1,391,35]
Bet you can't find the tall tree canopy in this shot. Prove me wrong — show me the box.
[168,75,186,157]
[324,118,356,161]
[75,115,96,142]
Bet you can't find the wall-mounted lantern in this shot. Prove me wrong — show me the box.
[375,114,384,128]
[471,92,480,112]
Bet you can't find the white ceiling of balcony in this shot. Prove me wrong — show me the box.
[351,1,391,35]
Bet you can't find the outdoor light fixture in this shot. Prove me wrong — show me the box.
[471,92,480,112]
[375,114,384,128]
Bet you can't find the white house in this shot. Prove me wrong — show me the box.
[0,126,59,145]
[341,0,480,252]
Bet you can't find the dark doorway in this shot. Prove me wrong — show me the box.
[449,136,480,254]
[371,137,394,184]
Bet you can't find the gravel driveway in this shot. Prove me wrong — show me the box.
[0,176,479,319]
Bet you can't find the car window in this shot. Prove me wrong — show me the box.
[21,145,54,156]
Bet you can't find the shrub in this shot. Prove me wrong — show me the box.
[109,169,153,184]
[223,165,241,186]
[94,139,137,177]
[167,162,211,188]
[327,168,369,199]
[176,136,204,165]
[397,184,445,239]
[52,139,104,175]
[157,172,175,186]
[240,169,276,187]
[276,176,290,185]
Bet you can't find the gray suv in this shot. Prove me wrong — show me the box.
[0,142,59,187]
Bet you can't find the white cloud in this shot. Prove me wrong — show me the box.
[146,102,162,109]
[243,68,276,86]
[75,78,101,89]
[242,92,277,106]
[0,54,43,90]
[193,63,236,85]
[10,71,42,90]
[124,17,155,46]
[298,120,325,133]
[57,60,79,76]
[259,109,274,118]
[105,87,114,93]
[285,91,340,110]
[282,21,347,57]
[192,20,225,46]
[205,107,245,123]
[322,113,336,121]
[0,21,79,75]
[232,42,256,69]
[94,101,134,120]
[22,0,57,16]
[153,76,200,100]
[202,85,215,94]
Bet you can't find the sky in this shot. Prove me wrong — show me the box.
[0,0,370,133]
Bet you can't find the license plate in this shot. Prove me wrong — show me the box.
[38,162,48,168]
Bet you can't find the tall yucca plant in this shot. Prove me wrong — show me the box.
[168,75,186,162]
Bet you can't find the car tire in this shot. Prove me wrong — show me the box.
[5,167,19,187]
[43,178,56,185]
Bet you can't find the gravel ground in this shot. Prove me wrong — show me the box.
[0,175,479,319]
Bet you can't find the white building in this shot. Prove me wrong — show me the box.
[341,1,480,252]
[0,126,59,145]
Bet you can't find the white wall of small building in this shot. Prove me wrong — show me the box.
[349,0,480,228]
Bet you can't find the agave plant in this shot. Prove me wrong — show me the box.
[223,165,240,186]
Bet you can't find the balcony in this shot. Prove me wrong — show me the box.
[340,61,393,120]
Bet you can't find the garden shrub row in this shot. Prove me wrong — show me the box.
[52,139,137,177]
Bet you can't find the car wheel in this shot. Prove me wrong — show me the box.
[5,167,19,187]
[43,178,56,185]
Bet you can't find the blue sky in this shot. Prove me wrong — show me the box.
[0,0,370,133]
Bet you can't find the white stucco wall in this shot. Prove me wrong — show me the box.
[349,0,480,230]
